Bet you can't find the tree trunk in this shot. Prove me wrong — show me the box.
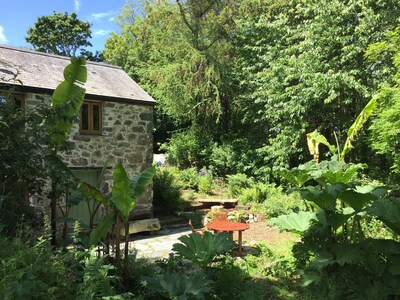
[50,179,58,246]
[123,221,130,288]
[115,213,121,271]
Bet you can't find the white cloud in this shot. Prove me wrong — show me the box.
[93,29,111,36]
[74,0,80,11]
[0,26,8,43]
[108,17,115,22]
[90,11,116,21]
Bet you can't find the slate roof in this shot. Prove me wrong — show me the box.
[0,45,155,105]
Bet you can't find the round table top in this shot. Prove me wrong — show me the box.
[206,220,250,232]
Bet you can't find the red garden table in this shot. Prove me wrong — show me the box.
[206,220,250,256]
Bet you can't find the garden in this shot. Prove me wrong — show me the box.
[2,0,400,299]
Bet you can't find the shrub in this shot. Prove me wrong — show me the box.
[177,167,199,190]
[236,183,306,217]
[153,167,184,213]
[227,173,252,198]
[198,168,213,195]
[161,127,213,169]
[76,249,119,299]
[262,186,306,218]
[238,183,268,204]
[209,144,237,177]
[0,230,74,299]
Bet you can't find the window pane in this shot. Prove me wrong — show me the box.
[81,103,89,130]
[93,104,100,131]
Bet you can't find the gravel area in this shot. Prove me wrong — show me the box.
[241,220,293,243]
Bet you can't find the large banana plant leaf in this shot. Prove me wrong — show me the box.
[172,231,235,267]
[131,166,156,199]
[111,163,156,222]
[89,215,114,246]
[76,181,109,207]
[307,129,336,156]
[112,162,134,222]
[47,56,87,148]
[341,97,377,160]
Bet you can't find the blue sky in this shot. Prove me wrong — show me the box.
[0,0,129,52]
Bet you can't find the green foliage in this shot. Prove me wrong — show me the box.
[227,173,252,198]
[112,162,137,222]
[104,0,237,127]
[172,231,235,268]
[271,211,316,235]
[207,256,251,300]
[198,168,213,195]
[263,186,306,218]
[144,272,213,300]
[367,197,400,235]
[112,163,156,222]
[76,249,119,299]
[238,183,268,205]
[153,167,184,213]
[0,88,48,235]
[26,12,92,57]
[367,25,400,175]
[162,127,214,169]
[0,230,73,299]
[176,167,200,190]
[209,144,238,177]
[275,157,400,297]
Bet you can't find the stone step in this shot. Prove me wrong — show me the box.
[197,198,238,209]
[158,215,190,229]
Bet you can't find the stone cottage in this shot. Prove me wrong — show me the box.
[0,45,156,226]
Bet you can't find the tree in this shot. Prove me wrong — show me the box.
[231,0,400,176]
[0,79,48,235]
[26,12,92,57]
[104,0,238,130]
[367,25,400,176]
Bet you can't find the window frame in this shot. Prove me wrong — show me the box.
[79,100,103,135]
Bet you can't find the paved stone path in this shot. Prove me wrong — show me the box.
[127,227,192,260]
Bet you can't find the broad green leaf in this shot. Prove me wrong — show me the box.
[112,162,134,221]
[341,97,377,160]
[302,271,321,287]
[131,166,156,199]
[270,211,316,235]
[333,243,362,265]
[76,181,109,207]
[63,56,87,83]
[340,185,384,212]
[89,215,114,246]
[307,129,336,155]
[172,231,235,267]
[368,198,400,234]
[331,207,355,231]
[144,272,212,299]
[97,161,109,189]
[47,56,87,148]
[310,251,335,271]
[301,183,346,210]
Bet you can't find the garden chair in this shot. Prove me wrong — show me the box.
[188,219,205,236]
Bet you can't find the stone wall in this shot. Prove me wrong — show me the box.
[25,92,154,218]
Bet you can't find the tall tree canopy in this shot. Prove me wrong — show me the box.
[104,0,400,179]
[367,25,400,176]
[104,0,238,129]
[26,12,92,57]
